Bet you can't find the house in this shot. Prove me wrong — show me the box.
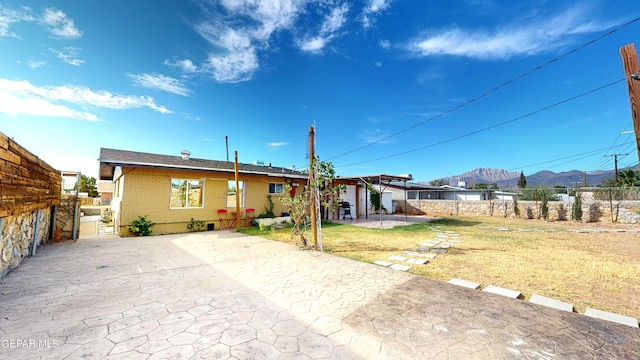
[98,148,309,236]
[335,174,414,217]
[386,183,516,202]
[97,181,113,204]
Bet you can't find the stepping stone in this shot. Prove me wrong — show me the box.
[373,260,393,267]
[584,308,639,327]
[406,258,428,265]
[497,228,510,231]
[482,285,521,299]
[388,255,407,261]
[430,249,447,254]
[403,251,421,256]
[420,242,437,247]
[415,247,431,252]
[389,264,412,271]
[422,253,438,259]
[444,231,455,233]
[433,244,450,249]
[448,278,480,289]
[529,294,574,312]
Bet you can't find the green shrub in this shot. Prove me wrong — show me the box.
[187,218,205,232]
[128,215,155,236]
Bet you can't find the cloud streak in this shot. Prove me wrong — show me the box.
[406,4,618,60]
[0,78,171,121]
[128,73,192,96]
[298,4,349,54]
[50,46,84,66]
[41,7,82,39]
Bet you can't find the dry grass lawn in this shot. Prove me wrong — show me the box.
[239,216,640,320]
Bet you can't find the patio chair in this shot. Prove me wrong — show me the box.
[243,208,255,227]
[217,209,232,230]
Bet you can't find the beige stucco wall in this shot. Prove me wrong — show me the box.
[113,167,305,236]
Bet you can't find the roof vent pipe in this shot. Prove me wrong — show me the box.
[181,150,191,160]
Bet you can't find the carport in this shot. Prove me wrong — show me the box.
[337,173,413,227]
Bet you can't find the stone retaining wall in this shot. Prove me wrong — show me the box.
[57,195,80,240]
[401,199,640,224]
[1,208,52,279]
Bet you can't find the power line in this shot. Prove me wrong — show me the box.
[327,16,640,161]
[335,78,625,168]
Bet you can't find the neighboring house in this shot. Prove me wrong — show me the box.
[98,148,309,236]
[97,181,113,204]
[387,183,516,202]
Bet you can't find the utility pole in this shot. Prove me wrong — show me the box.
[308,126,318,249]
[605,153,628,184]
[619,44,640,170]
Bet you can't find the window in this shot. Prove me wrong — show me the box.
[227,180,244,207]
[171,179,204,208]
[269,183,284,194]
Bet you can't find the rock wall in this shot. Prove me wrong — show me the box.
[1,208,52,279]
[403,199,640,224]
[57,195,80,241]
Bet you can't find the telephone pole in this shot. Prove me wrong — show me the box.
[619,44,640,170]
[605,153,628,184]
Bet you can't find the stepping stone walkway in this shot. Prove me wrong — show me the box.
[374,229,463,271]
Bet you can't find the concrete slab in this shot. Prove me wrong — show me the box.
[388,264,412,271]
[406,258,428,265]
[482,285,521,299]
[388,255,407,261]
[529,294,574,312]
[1,232,639,359]
[448,278,480,289]
[585,308,639,327]
[373,260,393,267]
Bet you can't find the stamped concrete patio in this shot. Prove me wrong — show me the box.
[1,231,638,359]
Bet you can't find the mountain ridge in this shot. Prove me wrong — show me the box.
[426,167,630,188]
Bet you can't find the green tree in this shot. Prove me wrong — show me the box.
[618,169,640,187]
[572,193,583,222]
[79,174,98,197]
[429,178,448,186]
[280,157,345,247]
[517,171,527,189]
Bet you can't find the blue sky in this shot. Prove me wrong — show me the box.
[1,0,639,182]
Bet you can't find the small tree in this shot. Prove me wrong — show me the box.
[540,196,549,221]
[430,178,448,186]
[280,157,345,247]
[79,174,99,197]
[518,171,527,189]
[513,196,520,217]
[572,193,583,222]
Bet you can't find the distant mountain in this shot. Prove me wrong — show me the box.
[427,167,633,188]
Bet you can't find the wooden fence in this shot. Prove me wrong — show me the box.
[0,131,61,217]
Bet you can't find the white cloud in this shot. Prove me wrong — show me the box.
[41,8,82,39]
[50,46,83,66]
[361,0,393,29]
[196,0,302,82]
[406,4,617,60]
[0,78,171,121]
[164,58,199,73]
[201,28,259,83]
[379,39,390,49]
[0,6,34,37]
[298,4,349,54]
[268,142,288,149]
[127,73,192,96]
[27,59,47,68]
